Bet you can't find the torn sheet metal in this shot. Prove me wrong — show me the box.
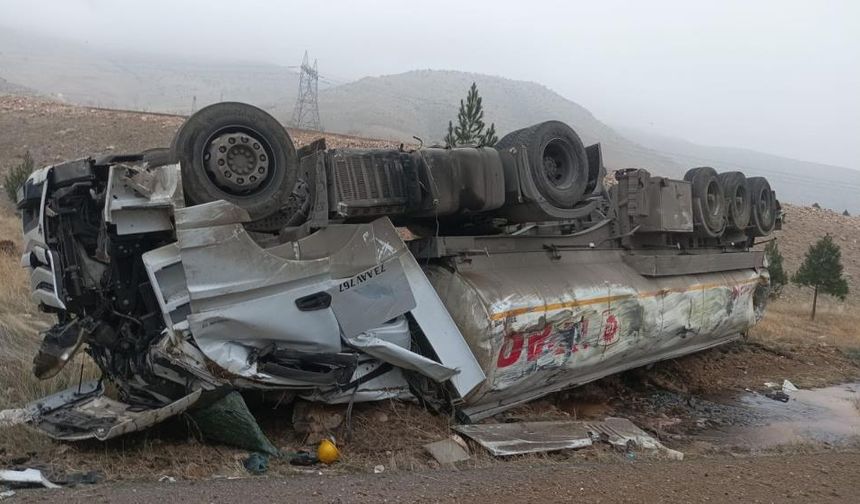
[103,163,183,235]
[25,381,201,441]
[455,418,678,458]
[343,330,457,383]
[585,417,664,450]
[454,421,593,456]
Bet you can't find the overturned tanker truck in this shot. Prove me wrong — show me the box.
[16,102,780,441]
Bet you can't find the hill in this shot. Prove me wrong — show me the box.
[315,70,681,175]
[0,95,397,179]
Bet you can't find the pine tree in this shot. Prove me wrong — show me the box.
[3,150,35,202]
[792,234,849,319]
[764,240,788,299]
[444,82,498,147]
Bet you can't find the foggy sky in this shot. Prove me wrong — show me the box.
[2,0,858,168]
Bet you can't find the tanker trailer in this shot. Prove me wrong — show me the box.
[15,103,779,439]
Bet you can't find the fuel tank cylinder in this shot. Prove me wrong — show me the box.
[424,249,769,421]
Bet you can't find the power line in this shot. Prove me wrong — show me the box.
[290,51,322,131]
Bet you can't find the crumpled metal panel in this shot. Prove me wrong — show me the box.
[173,203,485,397]
[25,381,201,441]
[427,249,766,420]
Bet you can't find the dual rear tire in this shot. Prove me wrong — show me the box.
[684,167,775,238]
[495,121,590,208]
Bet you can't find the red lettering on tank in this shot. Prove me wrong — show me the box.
[497,332,524,368]
[526,325,553,361]
[602,314,619,345]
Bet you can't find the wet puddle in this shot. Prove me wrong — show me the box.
[700,382,860,449]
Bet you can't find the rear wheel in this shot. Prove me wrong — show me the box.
[718,171,751,230]
[170,102,297,221]
[684,166,726,237]
[495,121,588,208]
[747,176,776,236]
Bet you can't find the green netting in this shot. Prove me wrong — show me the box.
[190,391,279,455]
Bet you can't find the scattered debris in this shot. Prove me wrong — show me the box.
[765,390,791,403]
[456,418,685,460]
[242,453,269,475]
[288,452,318,466]
[373,465,385,474]
[158,476,176,483]
[424,436,471,464]
[290,450,320,466]
[765,380,799,395]
[0,489,15,500]
[0,468,60,489]
[189,392,279,455]
[587,417,662,450]
[454,421,592,456]
[50,471,102,486]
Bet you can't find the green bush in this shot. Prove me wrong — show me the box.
[764,240,788,299]
[4,151,35,203]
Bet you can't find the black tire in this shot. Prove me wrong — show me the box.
[684,166,726,237]
[718,171,751,230]
[747,176,776,236]
[495,121,588,208]
[170,102,297,220]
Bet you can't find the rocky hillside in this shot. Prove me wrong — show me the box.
[0,95,398,180]
[772,204,860,303]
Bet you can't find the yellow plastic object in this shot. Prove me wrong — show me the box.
[317,439,340,464]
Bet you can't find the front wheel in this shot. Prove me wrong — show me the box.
[170,102,298,221]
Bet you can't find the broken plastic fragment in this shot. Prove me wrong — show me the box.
[0,468,60,489]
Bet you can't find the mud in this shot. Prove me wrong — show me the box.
[706,382,860,450]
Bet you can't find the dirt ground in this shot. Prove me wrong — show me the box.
[11,451,860,503]
[2,328,857,484]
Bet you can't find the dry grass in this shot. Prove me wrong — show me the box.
[0,213,100,453]
[751,298,860,351]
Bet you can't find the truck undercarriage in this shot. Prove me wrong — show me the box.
[16,102,779,441]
